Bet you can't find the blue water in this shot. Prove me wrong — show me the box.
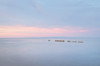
[0,38,100,66]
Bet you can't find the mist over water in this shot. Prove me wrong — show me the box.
[0,38,100,66]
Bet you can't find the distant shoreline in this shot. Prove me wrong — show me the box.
[0,37,100,39]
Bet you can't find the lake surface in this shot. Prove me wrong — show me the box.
[0,38,100,66]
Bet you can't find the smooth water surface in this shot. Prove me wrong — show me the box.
[0,38,100,66]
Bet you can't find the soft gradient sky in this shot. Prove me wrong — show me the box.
[0,0,100,38]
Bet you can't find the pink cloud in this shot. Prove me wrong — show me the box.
[0,26,89,38]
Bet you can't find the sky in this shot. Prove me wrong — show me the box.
[0,0,100,38]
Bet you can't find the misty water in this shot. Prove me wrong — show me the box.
[0,38,100,66]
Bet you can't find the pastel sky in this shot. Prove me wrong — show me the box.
[0,0,100,38]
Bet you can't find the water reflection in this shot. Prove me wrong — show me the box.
[0,38,100,66]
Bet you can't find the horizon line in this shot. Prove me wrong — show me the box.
[0,37,100,39]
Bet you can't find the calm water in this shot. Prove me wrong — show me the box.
[0,38,100,66]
